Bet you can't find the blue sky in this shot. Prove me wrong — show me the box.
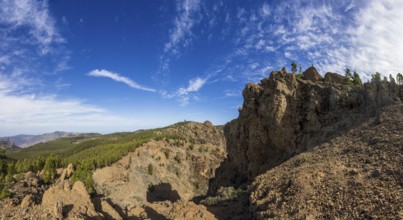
[1,0,402,136]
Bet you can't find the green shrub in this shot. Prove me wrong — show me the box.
[148,163,153,175]
[174,155,181,163]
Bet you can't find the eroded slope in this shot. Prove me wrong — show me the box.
[251,104,403,219]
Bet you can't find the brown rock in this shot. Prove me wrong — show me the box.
[203,120,213,127]
[168,201,216,220]
[66,163,74,178]
[210,69,403,192]
[53,201,63,219]
[101,200,123,220]
[302,66,323,82]
[20,194,34,208]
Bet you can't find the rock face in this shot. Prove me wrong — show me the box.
[250,103,403,219]
[211,70,403,191]
[302,66,323,82]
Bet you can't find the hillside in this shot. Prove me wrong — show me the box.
[0,139,19,150]
[2,132,80,148]
[251,103,403,219]
[0,121,226,219]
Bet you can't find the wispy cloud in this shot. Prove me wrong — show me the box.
[161,76,208,106]
[176,76,208,106]
[0,0,64,54]
[0,0,69,87]
[88,69,156,92]
[177,77,207,96]
[201,0,403,85]
[156,0,202,82]
[164,0,201,55]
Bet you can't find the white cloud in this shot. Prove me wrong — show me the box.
[176,77,207,106]
[177,77,207,96]
[0,75,141,136]
[0,0,64,54]
[157,0,202,80]
[260,3,271,17]
[88,69,156,92]
[211,0,403,84]
[160,76,208,106]
[164,0,201,54]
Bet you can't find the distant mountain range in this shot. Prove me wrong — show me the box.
[1,131,78,148]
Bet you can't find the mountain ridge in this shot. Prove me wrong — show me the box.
[2,131,83,148]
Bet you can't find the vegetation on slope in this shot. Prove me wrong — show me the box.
[1,125,187,195]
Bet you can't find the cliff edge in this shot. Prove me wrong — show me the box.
[210,68,402,191]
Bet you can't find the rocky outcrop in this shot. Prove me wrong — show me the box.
[302,66,323,82]
[93,122,226,218]
[210,70,403,191]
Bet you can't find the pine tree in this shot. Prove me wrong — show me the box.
[372,72,382,83]
[42,156,59,183]
[353,71,362,86]
[71,160,95,194]
[396,73,403,85]
[389,74,396,85]
[345,68,353,85]
[291,61,297,73]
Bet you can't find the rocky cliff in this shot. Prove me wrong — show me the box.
[211,69,403,191]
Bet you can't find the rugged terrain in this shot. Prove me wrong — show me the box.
[93,121,226,217]
[250,103,403,219]
[0,121,226,219]
[0,67,402,219]
[211,69,402,190]
[208,69,403,219]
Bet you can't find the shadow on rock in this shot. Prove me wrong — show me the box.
[146,183,181,203]
[144,206,168,220]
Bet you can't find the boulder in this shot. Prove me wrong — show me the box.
[66,163,74,178]
[20,194,34,208]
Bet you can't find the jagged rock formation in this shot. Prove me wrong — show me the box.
[211,70,402,190]
[0,165,105,219]
[302,66,323,82]
[207,68,403,219]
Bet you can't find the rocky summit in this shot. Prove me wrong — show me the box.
[1,68,402,220]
